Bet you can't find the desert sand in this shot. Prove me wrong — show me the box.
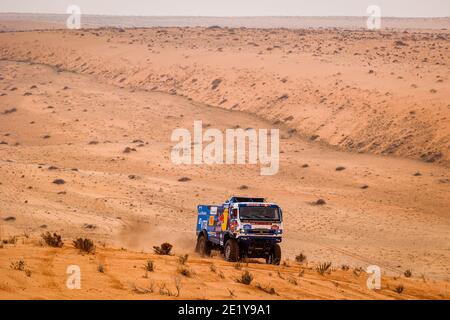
[0,17,449,299]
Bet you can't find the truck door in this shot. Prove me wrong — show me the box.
[208,206,222,245]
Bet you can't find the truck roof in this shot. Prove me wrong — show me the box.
[227,196,265,203]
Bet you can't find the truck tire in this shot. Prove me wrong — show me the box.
[224,239,239,262]
[196,234,211,257]
[266,244,281,265]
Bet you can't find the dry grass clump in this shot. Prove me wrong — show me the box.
[178,254,189,265]
[255,283,278,295]
[134,278,181,297]
[295,253,307,263]
[404,269,412,278]
[73,238,95,253]
[10,260,25,271]
[143,259,155,272]
[2,236,17,245]
[41,232,64,248]
[3,107,17,114]
[52,179,65,185]
[237,270,253,285]
[177,265,193,277]
[312,199,326,206]
[153,242,173,255]
[287,277,298,285]
[341,264,350,271]
[316,262,332,275]
[353,267,363,277]
[123,146,136,153]
[394,284,404,294]
[10,260,32,277]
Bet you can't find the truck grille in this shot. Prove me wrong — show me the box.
[246,229,275,235]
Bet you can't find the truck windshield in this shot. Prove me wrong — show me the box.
[239,206,280,221]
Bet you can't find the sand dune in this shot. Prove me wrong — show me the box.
[1,237,448,300]
[0,19,450,299]
[0,26,449,165]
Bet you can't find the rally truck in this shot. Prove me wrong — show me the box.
[195,196,283,264]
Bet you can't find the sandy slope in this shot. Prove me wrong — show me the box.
[0,24,450,299]
[0,27,449,165]
[1,237,449,300]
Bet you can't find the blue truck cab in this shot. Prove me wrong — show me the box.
[195,196,283,264]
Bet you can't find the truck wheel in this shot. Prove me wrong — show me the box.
[224,239,239,262]
[267,244,281,265]
[196,234,211,257]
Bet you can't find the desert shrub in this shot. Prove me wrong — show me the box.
[237,271,253,285]
[313,199,326,205]
[3,107,17,114]
[174,277,182,297]
[53,179,66,185]
[98,264,104,273]
[153,242,173,255]
[144,259,155,272]
[73,238,95,253]
[123,147,136,153]
[2,236,17,245]
[41,232,64,248]
[404,269,412,278]
[316,262,332,275]
[341,264,350,271]
[133,282,155,294]
[10,260,25,271]
[295,253,307,263]
[210,264,217,273]
[353,267,363,277]
[211,78,222,90]
[394,284,404,294]
[158,282,176,296]
[287,277,298,285]
[178,254,189,265]
[255,283,277,295]
[177,266,193,277]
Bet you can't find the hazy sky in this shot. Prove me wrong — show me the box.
[0,0,449,17]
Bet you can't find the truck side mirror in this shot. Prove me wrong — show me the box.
[232,209,238,219]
